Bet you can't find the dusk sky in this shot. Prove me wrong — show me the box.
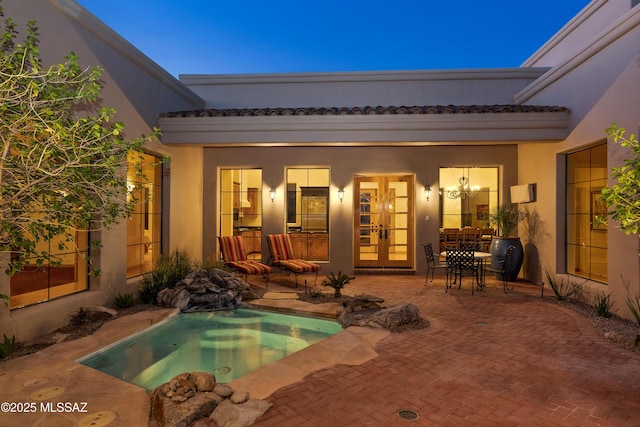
[76,1,590,77]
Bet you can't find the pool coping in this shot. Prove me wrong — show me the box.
[0,296,388,424]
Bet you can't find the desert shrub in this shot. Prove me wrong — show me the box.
[306,286,325,299]
[544,269,583,301]
[69,307,91,327]
[139,250,194,304]
[621,276,640,325]
[0,335,16,359]
[321,271,355,298]
[593,291,614,318]
[197,255,227,271]
[114,292,135,309]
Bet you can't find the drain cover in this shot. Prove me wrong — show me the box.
[398,409,419,420]
[78,411,116,427]
[30,386,65,400]
[213,367,231,374]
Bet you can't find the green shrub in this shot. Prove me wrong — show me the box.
[622,276,640,326]
[0,334,16,359]
[544,269,583,301]
[114,292,135,309]
[69,307,91,327]
[306,286,325,299]
[321,271,355,298]
[593,291,614,318]
[197,255,227,271]
[139,249,194,304]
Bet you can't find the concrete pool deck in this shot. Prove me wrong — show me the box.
[0,286,385,426]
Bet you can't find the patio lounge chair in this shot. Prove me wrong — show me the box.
[218,236,270,286]
[265,233,320,287]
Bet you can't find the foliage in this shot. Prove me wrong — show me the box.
[139,250,194,304]
[488,204,528,237]
[0,334,16,359]
[197,255,227,272]
[305,286,325,299]
[0,5,161,277]
[114,292,135,309]
[593,291,614,318]
[69,307,91,327]
[596,124,640,236]
[321,271,355,298]
[543,268,583,301]
[621,276,640,326]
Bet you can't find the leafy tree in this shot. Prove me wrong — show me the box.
[597,124,640,236]
[0,5,160,280]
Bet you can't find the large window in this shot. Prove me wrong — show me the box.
[566,144,608,283]
[286,168,330,261]
[439,167,499,229]
[9,230,89,309]
[127,152,163,277]
[220,169,263,259]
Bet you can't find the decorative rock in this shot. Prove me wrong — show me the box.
[192,371,217,392]
[340,303,421,329]
[209,398,273,427]
[157,269,253,312]
[92,306,118,317]
[214,384,234,398]
[229,389,249,404]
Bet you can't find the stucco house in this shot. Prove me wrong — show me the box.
[1,0,639,341]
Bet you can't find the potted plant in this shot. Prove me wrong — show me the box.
[321,271,355,298]
[488,204,528,281]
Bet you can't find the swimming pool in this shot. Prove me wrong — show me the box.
[79,309,342,391]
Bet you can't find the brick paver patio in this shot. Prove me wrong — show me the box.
[254,274,640,426]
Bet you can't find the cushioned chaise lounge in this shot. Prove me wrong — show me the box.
[218,235,270,285]
[265,233,320,287]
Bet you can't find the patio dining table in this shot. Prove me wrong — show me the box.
[441,250,492,288]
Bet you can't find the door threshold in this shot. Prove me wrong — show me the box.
[353,268,416,275]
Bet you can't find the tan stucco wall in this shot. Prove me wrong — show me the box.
[202,145,518,275]
[1,0,203,341]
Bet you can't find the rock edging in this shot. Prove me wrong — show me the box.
[151,371,272,427]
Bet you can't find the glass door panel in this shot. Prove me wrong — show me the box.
[354,175,413,268]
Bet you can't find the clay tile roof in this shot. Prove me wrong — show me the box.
[160,105,569,118]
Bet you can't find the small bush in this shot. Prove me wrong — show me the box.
[69,307,91,327]
[622,275,640,326]
[139,249,194,304]
[593,291,614,318]
[0,334,16,359]
[114,292,135,309]
[544,269,583,301]
[321,271,355,298]
[197,255,227,272]
[306,286,325,299]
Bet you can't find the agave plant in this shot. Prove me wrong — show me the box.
[321,271,355,298]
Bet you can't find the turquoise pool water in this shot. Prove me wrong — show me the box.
[79,309,342,390]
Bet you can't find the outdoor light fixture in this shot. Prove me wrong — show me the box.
[424,186,432,201]
[269,187,276,202]
[338,186,345,202]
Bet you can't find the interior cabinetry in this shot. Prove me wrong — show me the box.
[240,229,261,255]
[241,187,260,216]
[289,232,328,261]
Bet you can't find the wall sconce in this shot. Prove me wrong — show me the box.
[424,186,432,201]
[269,187,276,202]
[337,186,345,203]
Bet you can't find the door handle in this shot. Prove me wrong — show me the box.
[385,228,388,240]
[379,226,383,240]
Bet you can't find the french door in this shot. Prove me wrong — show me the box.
[354,175,414,268]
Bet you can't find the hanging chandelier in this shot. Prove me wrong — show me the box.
[445,176,480,199]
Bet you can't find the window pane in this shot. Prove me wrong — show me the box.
[127,152,162,277]
[219,169,263,261]
[566,144,607,283]
[286,168,330,261]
